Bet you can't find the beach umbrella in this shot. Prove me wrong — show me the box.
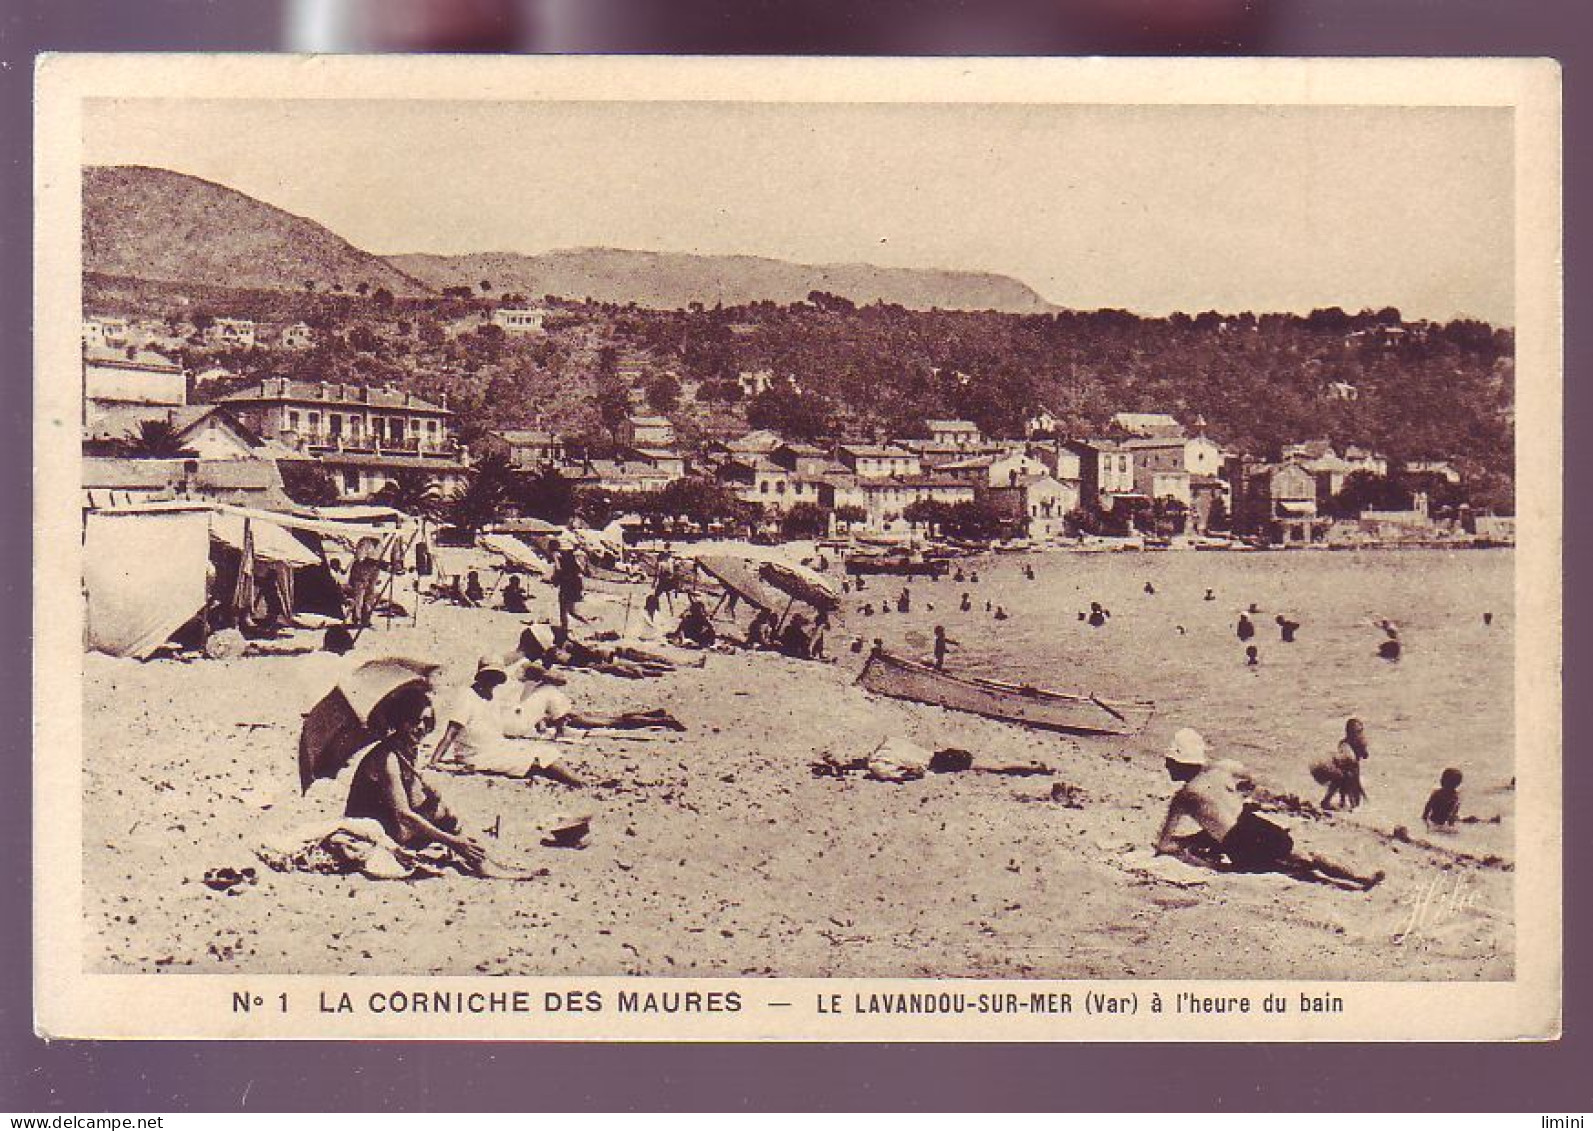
[758,560,840,612]
[297,656,440,791]
[694,555,781,613]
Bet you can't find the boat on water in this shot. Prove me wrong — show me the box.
[856,650,1154,736]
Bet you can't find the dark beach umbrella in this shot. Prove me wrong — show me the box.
[758,560,840,612]
[297,657,439,792]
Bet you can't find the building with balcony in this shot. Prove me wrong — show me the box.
[219,378,455,456]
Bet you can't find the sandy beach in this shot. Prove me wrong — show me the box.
[81,547,1513,981]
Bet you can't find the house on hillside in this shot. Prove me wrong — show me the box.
[1026,440,1084,482]
[1025,407,1062,437]
[274,321,316,350]
[855,475,977,533]
[491,308,546,335]
[835,444,920,480]
[1111,412,1184,439]
[205,317,257,349]
[618,415,675,448]
[83,317,131,351]
[737,369,775,398]
[1404,459,1462,485]
[924,419,982,449]
[480,429,566,469]
[316,451,470,502]
[768,442,832,478]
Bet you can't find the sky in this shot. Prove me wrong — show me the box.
[82,98,1514,324]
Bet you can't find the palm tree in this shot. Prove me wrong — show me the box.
[375,470,444,519]
[120,419,192,459]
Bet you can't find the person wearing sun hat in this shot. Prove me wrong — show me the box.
[1153,726,1382,891]
[427,653,580,786]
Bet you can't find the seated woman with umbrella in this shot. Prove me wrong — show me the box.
[296,658,541,879]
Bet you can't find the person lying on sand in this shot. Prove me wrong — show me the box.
[1153,728,1383,892]
[505,667,686,740]
[516,623,677,679]
[428,657,582,786]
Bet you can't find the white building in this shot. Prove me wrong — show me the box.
[83,346,186,410]
[491,308,546,335]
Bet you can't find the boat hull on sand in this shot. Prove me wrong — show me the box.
[857,651,1154,736]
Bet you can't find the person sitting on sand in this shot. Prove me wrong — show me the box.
[1087,602,1107,628]
[1204,588,1216,602]
[1024,564,1036,581]
[343,685,489,874]
[778,613,816,659]
[970,571,981,583]
[896,588,911,614]
[744,608,777,650]
[1276,614,1299,643]
[1236,612,1255,642]
[428,657,582,786]
[933,625,959,670]
[959,592,972,612]
[500,575,529,614]
[1144,582,1156,595]
[994,606,1009,621]
[953,569,966,583]
[463,570,486,606]
[1153,728,1383,891]
[1312,718,1370,811]
[1245,645,1260,666]
[1422,768,1463,829]
[672,598,718,649]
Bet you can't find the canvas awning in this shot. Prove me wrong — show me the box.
[209,510,322,567]
[1277,501,1318,517]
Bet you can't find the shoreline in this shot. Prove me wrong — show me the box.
[82,546,1514,982]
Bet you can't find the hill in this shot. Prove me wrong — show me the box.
[82,165,431,298]
[388,247,1055,314]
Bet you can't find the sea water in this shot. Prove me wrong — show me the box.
[842,548,1515,859]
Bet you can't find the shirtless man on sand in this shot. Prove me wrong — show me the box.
[1153,728,1383,892]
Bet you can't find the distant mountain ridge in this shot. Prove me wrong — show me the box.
[83,166,431,297]
[84,164,1056,312]
[390,247,1056,313]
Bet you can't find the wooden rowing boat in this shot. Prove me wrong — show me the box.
[856,650,1154,736]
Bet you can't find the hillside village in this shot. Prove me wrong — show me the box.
[81,295,1511,549]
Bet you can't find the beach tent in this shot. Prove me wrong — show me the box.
[83,506,213,660]
[82,503,403,658]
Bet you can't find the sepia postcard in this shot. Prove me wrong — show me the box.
[33,54,1561,1041]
